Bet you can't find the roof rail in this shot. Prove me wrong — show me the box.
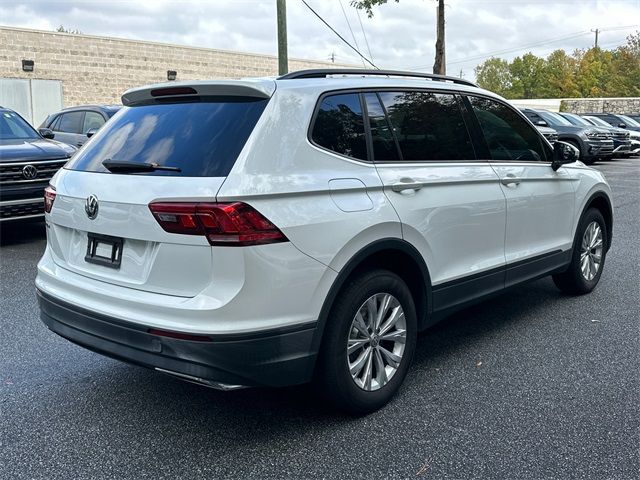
[278,69,478,88]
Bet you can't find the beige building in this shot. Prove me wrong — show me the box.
[0,26,350,125]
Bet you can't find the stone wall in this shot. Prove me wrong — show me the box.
[0,26,353,107]
[560,97,640,114]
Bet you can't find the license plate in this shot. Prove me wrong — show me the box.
[85,233,124,269]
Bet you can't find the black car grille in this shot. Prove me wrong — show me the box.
[0,159,67,186]
[0,199,44,220]
[613,132,630,140]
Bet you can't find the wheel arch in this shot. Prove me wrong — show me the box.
[581,191,613,251]
[310,238,432,353]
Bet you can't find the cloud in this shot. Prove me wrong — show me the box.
[0,0,637,79]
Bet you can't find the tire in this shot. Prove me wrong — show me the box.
[553,208,608,295]
[314,269,417,415]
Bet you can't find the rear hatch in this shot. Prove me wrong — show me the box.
[46,80,273,297]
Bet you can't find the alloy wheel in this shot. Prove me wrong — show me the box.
[347,293,407,391]
[580,221,603,281]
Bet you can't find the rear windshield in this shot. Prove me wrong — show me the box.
[65,97,268,177]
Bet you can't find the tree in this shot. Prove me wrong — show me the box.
[56,25,82,34]
[540,50,579,98]
[351,0,446,74]
[475,57,511,97]
[508,52,546,99]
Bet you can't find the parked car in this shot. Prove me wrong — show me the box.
[584,113,640,133]
[39,105,121,148]
[559,112,631,157]
[583,115,640,156]
[535,125,559,145]
[520,108,614,164]
[0,107,76,223]
[36,70,613,414]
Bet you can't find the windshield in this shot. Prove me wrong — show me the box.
[66,97,268,177]
[561,113,592,127]
[584,116,610,127]
[538,111,573,127]
[618,115,640,127]
[0,110,40,140]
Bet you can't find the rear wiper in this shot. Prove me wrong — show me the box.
[102,159,181,173]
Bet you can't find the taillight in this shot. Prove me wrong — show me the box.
[148,202,288,246]
[44,185,56,213]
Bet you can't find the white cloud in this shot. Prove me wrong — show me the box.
[0,0,638,79]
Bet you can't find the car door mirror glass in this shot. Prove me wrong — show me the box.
[536,120,548,127]
[618,123,627,128]
[86,127,99,138]
[552,141,579,170]
[39,128,55,139]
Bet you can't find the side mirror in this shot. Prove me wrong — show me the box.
[86,127,99,138]
[618,123,627,129]
[536,120,548,127]
[552,141,579,171]
[39,128,54,139]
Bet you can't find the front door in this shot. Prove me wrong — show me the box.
[464,95,576,287]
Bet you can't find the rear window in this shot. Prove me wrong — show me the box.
[65,97,269,177]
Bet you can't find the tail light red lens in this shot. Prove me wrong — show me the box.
[148,202,288,246]
[44,185,56,213]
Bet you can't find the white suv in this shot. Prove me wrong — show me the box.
[37,69,613,413]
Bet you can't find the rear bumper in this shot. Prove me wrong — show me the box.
[38,289,318,388]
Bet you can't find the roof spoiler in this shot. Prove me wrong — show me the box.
[121,79,276,106]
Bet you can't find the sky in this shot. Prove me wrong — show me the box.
[0,0,638,79]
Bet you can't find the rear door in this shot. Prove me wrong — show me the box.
[464,95,575,287]
[367,90,507,313]
[51,111,84,147]
[47,92,270,297]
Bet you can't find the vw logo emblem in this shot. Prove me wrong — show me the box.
[22,164,37,180]
[85,195,99,220]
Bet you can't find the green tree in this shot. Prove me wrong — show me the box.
[609,32,640,96]
[350,0,400,17]
[540,49,579,98]
[574,47,615,97]
[508,52,546,99]
[475,57,511,97]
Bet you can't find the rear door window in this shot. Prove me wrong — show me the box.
[363,93,400,161]
[57,112,84,134]
[377,91,475,161]
[65,97,269,177]
[469,97,550,162]
[311,93,368,161]
[82,111,106,133]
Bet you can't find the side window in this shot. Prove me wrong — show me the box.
[363,93,400,161]
[311,93,367,161]
[469,97,549,162]
[57,112,84,134]
[377,91,475,161]
[82,111,106,134]
[49,115,61,131]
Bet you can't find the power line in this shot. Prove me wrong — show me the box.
[300,0,378,68]
[337,0,365,68]
[355,7,375,64]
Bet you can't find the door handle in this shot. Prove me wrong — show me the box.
[500,175,521,187]
[391,181,423,193]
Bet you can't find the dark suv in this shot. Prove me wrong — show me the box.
[39,105,121,148]
[584,113,640,133]
[0,107,76,223]
[520,108,613,164]
[559,112,631,157]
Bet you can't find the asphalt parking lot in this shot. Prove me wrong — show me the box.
[1,157,638,480]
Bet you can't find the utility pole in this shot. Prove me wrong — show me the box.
[591,28,599,48]
[433,0,446,75]
[277,0,288,75]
